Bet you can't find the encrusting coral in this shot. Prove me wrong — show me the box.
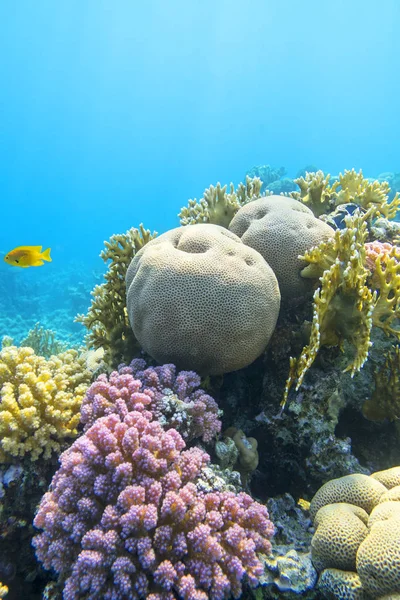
[282,208,400,409]
[33,407,274,600]
[178,176,263,228]
[0,346,92,461]
[362,345,400,421]
[76,224,157,368]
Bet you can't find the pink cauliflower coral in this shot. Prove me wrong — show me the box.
[33,409,273,600]
[81,359,221,443]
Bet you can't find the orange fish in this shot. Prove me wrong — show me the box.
[4,246,52,268]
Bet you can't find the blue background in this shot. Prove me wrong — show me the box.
[0,0,399,342]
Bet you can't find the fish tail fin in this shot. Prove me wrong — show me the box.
[41,248,52,262]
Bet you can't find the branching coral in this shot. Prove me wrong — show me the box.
[282,211,375,408]
[291,169,400,219]
[33,408,274,600]
[178,176,263,228]
[20,322,69,358]
[282,209,400,408]
[81,358,222,443]
[76,224,157,368]
[0,346,92,461]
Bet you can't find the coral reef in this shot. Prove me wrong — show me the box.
[223,427,259,485]
[310,468,400,599]
[76,224,157,368]
[229,195,335,297]
[19,323,69,358]
[0,346,92,461]
[126,224,280,375]
[34,408,274,600]
[178,176,262,228]
[81,358,222,443]
[362,344,400,421]
[291,168,400,219]
[282,208,400,409]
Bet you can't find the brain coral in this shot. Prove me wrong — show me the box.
[310,468,400,599]
[311,503,369,572]
[0,346,91,461]
[126,224,281,375]
[310,473,387,520]
[228,195,335,297]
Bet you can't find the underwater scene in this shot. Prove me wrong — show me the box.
[1,2,400,599]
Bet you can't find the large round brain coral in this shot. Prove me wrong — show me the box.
[126,224,281,375]
[33,408,274,600]
[0,346,91,461]
[228,195,335,297]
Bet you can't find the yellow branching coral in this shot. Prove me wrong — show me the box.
[363,345,400,421]
[291,170,339,217]
[291,168,400,219]
[76,224,157,368]
[282,211,376,408]
[0,346,92,461]
[178,176,262,228]
[282,209,400,409]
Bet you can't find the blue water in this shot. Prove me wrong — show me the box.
[0,0,399,342]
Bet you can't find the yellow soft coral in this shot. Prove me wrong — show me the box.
[282,211,375,408]
[76,224,157,368]
[291,168,400,219]
[178,176,262,228]
[0,346,92,462]
[292,170,339,217]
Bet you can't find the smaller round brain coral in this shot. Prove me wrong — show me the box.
[126,224,281,375]
[311,503,369,572]
[228,195,335,297]
[0,346,92,461]
[310,473,387,520]
[34,408,274,600]
[81,358,221,443]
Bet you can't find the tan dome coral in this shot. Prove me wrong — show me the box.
[229,195,335,297]
[310,473,387,520]
[126,224,281,375]
[311,503,369,572]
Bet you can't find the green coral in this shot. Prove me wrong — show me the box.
[178,176,263,228]
[291,169,400,219]
[76,224,157,368]
[20,323,69,358]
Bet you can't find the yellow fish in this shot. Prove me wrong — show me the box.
[4,246,52,268]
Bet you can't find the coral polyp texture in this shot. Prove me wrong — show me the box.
[76,224,157,368]
[0,346,92,461]
[33,409,274,600]
[126,223,281,375]
[81,358,221,443]
[178,176,262,228]
[229,195,335,297]
[310,468,400,599]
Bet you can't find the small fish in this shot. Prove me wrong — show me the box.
[4,246,52,268]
